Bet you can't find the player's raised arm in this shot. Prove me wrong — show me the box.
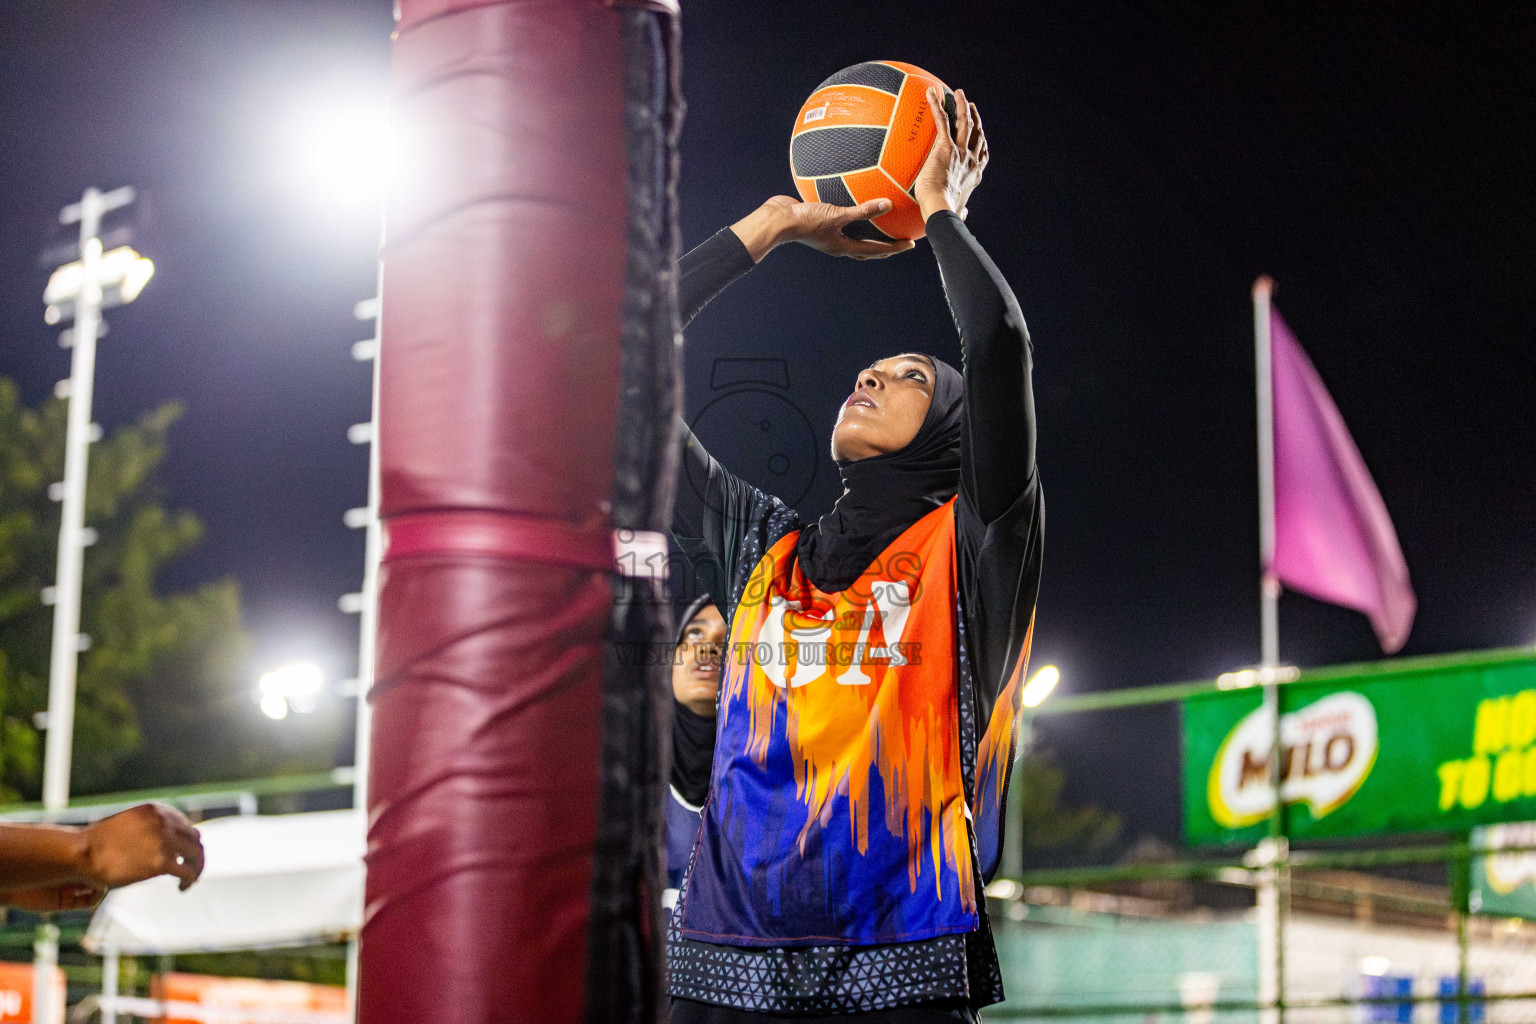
[677,197,907,332]
[915,87,1036,523]
[672,197,907,588]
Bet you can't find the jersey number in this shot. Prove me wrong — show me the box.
[757,581,912,689]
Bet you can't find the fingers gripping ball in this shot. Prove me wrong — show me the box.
[790,61,956,241]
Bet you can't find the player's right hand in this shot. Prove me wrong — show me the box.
[730,196,915,262]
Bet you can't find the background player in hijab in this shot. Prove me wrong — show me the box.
[666,595,725,899]
[667,88,1041,1024]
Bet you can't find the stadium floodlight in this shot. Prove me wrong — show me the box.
[41,185,150,815]
[42,241,154,325]
[36,185,148,1024]
[1021,665,1060,708]
[257,663,325,720]
[288,100,394,209]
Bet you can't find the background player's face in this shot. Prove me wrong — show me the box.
[829,354,936,462]
[673,604,727,718]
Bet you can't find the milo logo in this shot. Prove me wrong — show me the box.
[1483,821,1536,896]
[1207,692,1379,828]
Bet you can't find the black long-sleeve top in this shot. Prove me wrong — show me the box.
[673,211,1042,715]
[666,211,1043,1018]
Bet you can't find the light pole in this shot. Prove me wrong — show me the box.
[342,291,381,818]
[36,183,153,1024]
[338,263,383,1024]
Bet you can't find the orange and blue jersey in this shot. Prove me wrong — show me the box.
[677,500,1030,946]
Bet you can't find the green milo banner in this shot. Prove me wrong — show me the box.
[1470,821,1536,919]
[1183,650,1536,846]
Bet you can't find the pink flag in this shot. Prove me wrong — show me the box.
[1271,308,1416,652]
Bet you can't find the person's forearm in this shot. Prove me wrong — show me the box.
[678,228,756,330]
[926,210,1037,520]
[0,824,91,889]
[726,205,790,263]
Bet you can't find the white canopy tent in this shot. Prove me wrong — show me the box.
[85,809,365,955]
[81,810,364,1023]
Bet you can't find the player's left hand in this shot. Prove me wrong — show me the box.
[913,87,988,222]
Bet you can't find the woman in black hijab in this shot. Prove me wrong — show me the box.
[666,594,725,897]
[667,90,1042,1024]
[796,352,965,592]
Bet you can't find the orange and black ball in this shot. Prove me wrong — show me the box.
[790,61,956,241]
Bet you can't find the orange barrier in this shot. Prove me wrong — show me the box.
[153,974,346,1024]
[0,961,63,1024]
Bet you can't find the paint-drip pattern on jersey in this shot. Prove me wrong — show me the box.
[678,500,976,946]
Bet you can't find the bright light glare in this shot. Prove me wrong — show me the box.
[43,245,155,305]
[983,878,1022,900]
[1216,665,1301,690]
[120,256,154,303]
[290,103,394,207]
[257,663,325,719]
[43,262,82,306]
[1359,956,1391,977]
[1021,665,1060,708]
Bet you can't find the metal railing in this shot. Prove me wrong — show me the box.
[0,770,353,824]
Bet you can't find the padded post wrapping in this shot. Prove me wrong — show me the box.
[362,2,680,1022]
[587,10,683,1024]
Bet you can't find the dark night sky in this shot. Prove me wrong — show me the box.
[2,3,1533,840]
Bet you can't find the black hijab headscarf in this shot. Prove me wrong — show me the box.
[796,355,965,593]
[670,593,720,807]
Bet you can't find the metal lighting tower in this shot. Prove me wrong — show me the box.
[36,184,152,1024]
[343,292,381,815]
[339,288,382,1017]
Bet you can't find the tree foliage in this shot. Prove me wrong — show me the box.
[1014,744,1123,868]
[0,378,293,800]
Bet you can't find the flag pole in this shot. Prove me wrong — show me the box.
[1253,275,1285,1024]
[1254,275,1279,669]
